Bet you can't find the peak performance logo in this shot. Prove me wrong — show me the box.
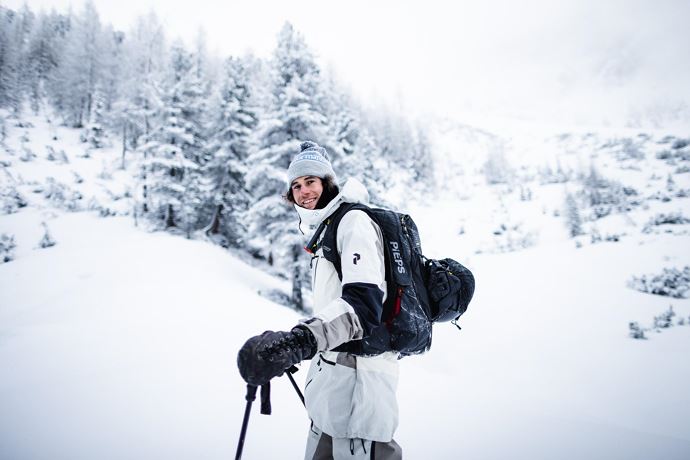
[353,253,361,264]
[389,241,406,274]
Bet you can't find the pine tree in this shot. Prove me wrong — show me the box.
[0,5,34,115]
[0,233,16,263]
[22,10,66,113]
[145,42,206,232]
[203,56,257,247]
[245,22,331,310]
[49,0,105,127]
[565,192,583,238]
[320,77,385,202]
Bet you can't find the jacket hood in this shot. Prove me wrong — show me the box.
[295,178,370,237]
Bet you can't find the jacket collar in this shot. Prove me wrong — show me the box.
[294,178,370,237]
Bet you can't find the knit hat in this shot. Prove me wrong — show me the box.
[286,141,337,189]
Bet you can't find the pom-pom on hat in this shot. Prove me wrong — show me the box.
[287,141,337,189]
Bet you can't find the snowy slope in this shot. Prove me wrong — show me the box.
[2,113,690,459]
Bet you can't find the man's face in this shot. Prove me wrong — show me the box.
[291,176,323,210]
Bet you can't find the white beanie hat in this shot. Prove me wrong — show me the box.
[286,141,337,189]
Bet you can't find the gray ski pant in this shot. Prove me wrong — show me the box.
[304,425,402,460]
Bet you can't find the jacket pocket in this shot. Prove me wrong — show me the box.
[304,355,358,438]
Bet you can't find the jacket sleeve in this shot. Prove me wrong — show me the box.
[300,210,386,352]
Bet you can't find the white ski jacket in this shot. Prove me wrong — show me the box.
[295,178,400,442]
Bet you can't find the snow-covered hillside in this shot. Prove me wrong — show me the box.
[2,113,690,459]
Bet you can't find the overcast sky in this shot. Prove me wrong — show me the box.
[5,0,690,130]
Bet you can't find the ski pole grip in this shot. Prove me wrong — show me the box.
[245,384,257,402]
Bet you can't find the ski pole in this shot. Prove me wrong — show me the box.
[235,384,257,460]
[286,366,305,406]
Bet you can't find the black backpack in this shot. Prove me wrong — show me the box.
[305,202,475,357]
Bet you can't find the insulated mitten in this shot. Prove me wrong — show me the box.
[237,326,317,386]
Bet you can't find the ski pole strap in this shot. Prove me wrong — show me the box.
[260,382,271,415]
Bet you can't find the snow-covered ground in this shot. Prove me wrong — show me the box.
[2,113,690,459]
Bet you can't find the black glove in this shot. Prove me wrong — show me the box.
[237,326,317,386]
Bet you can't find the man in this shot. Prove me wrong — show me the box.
[238,141,402,459]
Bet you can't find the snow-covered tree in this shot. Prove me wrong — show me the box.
[203,56,258,247]
[628,322,646,339]
[113,12,166,169]
[38,222,57,248]
[0,5,34,115]
[483,144,513,185]
[24,10,64,113]
[245,22,331,309]
[322,81,387,203]
[0,232,16,263]
[144,42,206,232]
[564,192,583,238]
[48,1,107,127]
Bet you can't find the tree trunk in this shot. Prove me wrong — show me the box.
[205,204,223,235]
[165,204,176,228]
[291,244,304,311]
[121,124,127,170]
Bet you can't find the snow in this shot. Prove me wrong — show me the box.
[2,114,690,459]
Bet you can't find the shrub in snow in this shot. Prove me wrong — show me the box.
[653,305,675,330]
[642,213,690,233]
[615,138,645,161]
[676,165,690,174]
[676,150,690,161]
[672,138,689,150]
[628,267,690,299]
[1,233,16,263]
[590,228,621,244]
[649,212,690,225]
[45,146,69,164]
[258,289,297,310]
[564,193,583,238]
[645,191,672,203]
[491,223,537,253]
[483,148,513,185]
[656,150,672,160]
[19,147,36,162]
[46,146,57,161]
[43,178,82,211]
[538,162,570,184]
[81,123,106,149]
[656,142,690,165]
[1,185,28,214]
[666,174,675,192]
[628,322,647,339]
[38,223,56,248]
[98,161,113,180]
[578,165,637,220]
[678,317,686,326]
[88,197,116,217]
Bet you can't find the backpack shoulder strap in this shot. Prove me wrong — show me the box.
[304,202,369,280]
